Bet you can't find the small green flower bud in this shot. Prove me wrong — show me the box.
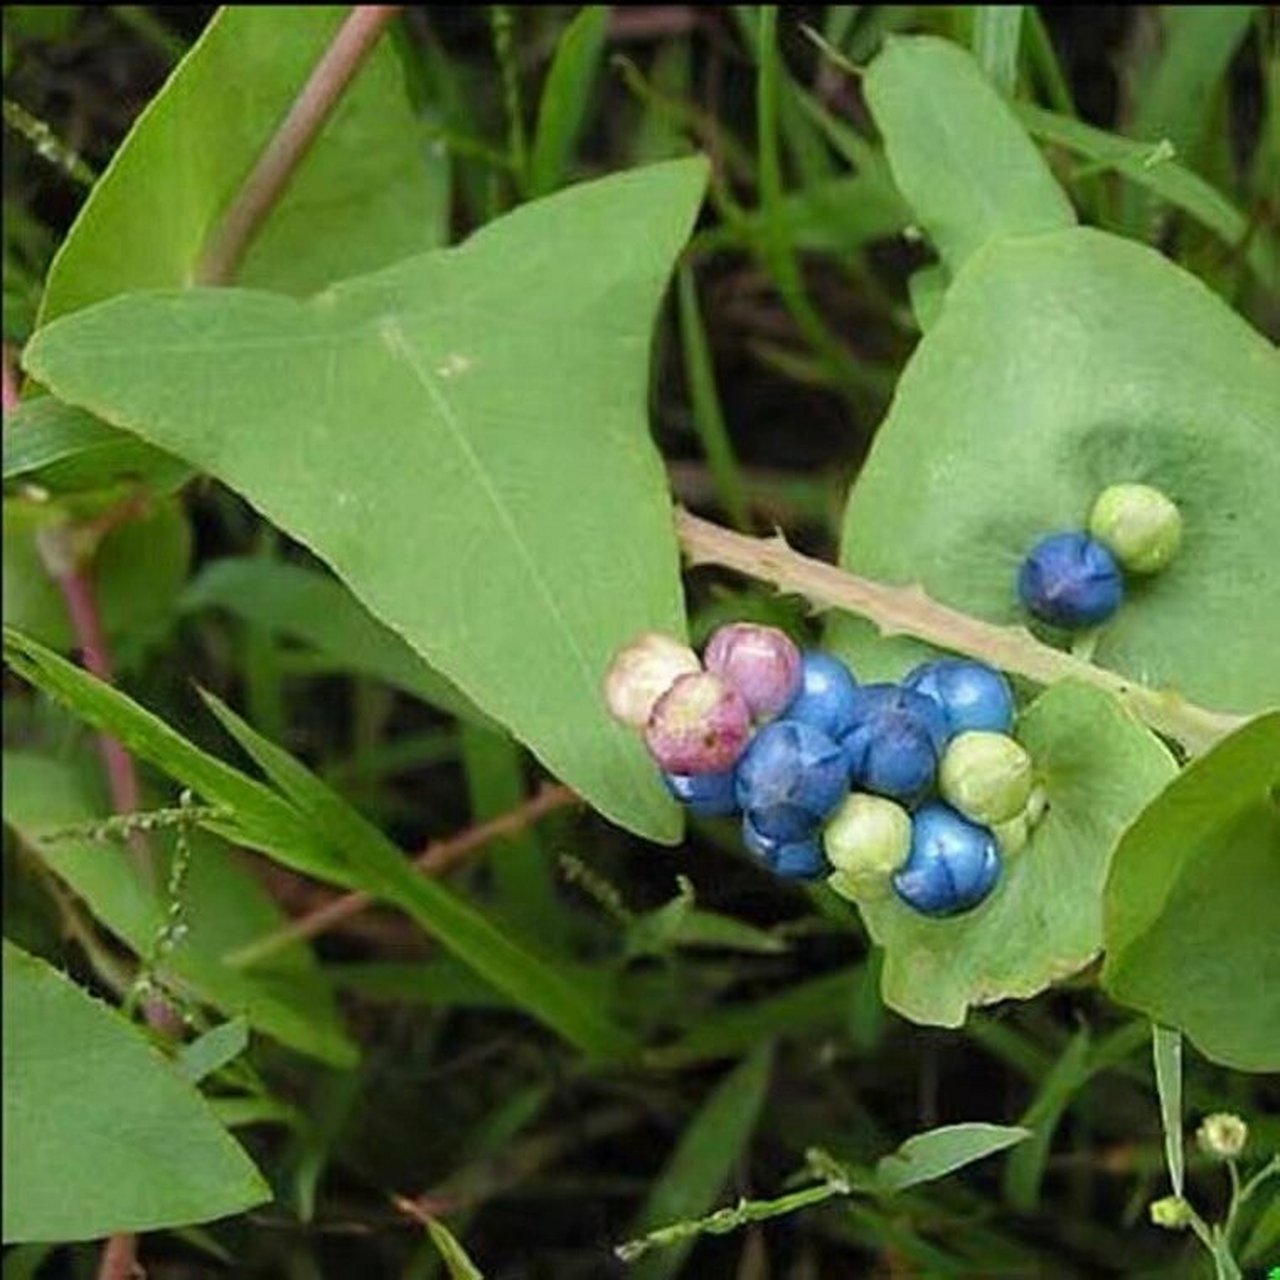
[1149,1195,1192,1230]
[991,812,1029,857]
[1196,1112,1248,1160]
[939,731,1033,826]
[1088,482,1183,575]
[823,793,912,902]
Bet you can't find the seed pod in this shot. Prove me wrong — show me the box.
[603,632,700,727]
[939,731,1034,826]
[704,622,802,720]
[734,719,848,840]
[903,657,1015,736]
[784,650,860,738]
[892,803,1002,917]
[823,793,912,902]
[1018,531,1124,629]
[1088,482,1182,575]
[742,813,828,880]
[644,672,752,775]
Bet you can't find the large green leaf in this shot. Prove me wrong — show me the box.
[180,556,490,726]
[832,228,1280,716]
[39,5,447,322]
[864,35,1074,272]
[1102,713,1280,1072]
[2,940,270,1241]
[2,751,357,1067]
[25,158,710,842]
[855,682,1176,1027]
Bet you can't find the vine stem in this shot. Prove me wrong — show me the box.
[227,782,580,968]
[674,508,1247,756]
[195,4,402,285]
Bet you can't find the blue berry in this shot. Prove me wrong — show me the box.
[840,684,947,804]
[742,813,829,880]
[663,769,738,817]
[903,658,1015,736]
[784,651,859,738]
[733,719,848,840]
[892,803,1002,917]
[1017,531,1124,629]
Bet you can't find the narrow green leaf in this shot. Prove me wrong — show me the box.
[422,1217,485,1280]
[864,35,1074,272]
[875,1123,1031,1194]
[2,940,270,1242]
[630,1044,774,1280]
[971,6,1023,95]
[199,689,638,1061]
[1152,1024,1185,1197]
[178,1017,250,1084]
[40,5,448,320]
[1103,713,1280,1072]
[2,749,359,1066]
[180,557,489,726]
[25,158,710,844]
[528,5,610,197]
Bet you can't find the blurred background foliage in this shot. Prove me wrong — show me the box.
[3,6,1277,1278]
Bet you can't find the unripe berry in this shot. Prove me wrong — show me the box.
[734,719,848,840]
[704,622,802,720]
[892,803,1002,917]
[841,684,947,805]
[1088,482,1182,575]
[663,769,738,817]
[1018,531,1124,629]
[603,632,700,727]
[742,813,828,880]
[823,793,912,902]
[903,657,1015,736]
[785,651,860,738]
[939,731,1033,826]
[644,672,752,775]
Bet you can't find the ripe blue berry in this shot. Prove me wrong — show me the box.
[903,657,1015,736]
[784,651,860,738]
[1017,531,1124,629]
[742,813,829,880]
[663,769,738,817]
[704,623,802,720]
[840,684,947,804]
[733,719,848,840]
[892,803,1002,917]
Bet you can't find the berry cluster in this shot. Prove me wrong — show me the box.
[1018,483,1183,630]
[604,627,1045,918]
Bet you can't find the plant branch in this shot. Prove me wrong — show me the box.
[674,508,1248,756]
[195,5,402,285]
[227,782,579,968]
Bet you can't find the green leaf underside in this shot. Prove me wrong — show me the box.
[864,35,1075,273]
[832,228,1280,716]
[875,1122,1032,1193]
[2,940,269,1242]
[25,158,710,843]
[2,751,357,1066]
[1103,713,1280,1072]
[39,5,447,323]
[856,681,1176,1028]
[179,556,490,726]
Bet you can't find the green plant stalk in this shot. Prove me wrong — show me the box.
[674,509,1248,755]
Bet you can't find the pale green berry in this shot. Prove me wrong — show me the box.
[939,731,1033,826]
[1196,1112,1248,1160]
[823,793,912,902]
[1149,1196,1192,1230]
[991,812,1029,857]
[1088,482,1183,575]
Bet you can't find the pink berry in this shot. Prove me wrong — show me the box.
[644,672,752,774]
[603,632,701,728]
[704,623,802,719]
